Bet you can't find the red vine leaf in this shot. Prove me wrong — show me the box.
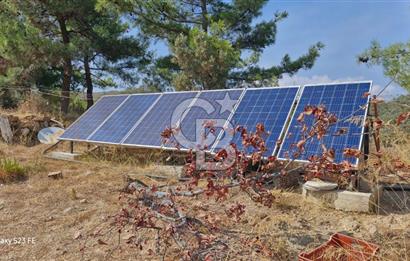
[343,148,361,158]
[396,112,410,126]
[362,92,371,98]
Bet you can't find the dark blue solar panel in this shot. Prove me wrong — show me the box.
[278,82,371,165]
[123,92,198,147]
[88,94,160,143]
[214,87,299,156]
[60,95,128,141]
[179,90,243,150]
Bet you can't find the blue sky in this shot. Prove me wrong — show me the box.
[145,1,409,99]
[259,0,410,99]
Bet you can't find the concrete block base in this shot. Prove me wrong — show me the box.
[45,151,81,161]
[303,187,378,213]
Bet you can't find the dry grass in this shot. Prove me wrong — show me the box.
[378,122,410,164]
[17,94,51,117]
[0,142,408,260]
[361,121,410,189]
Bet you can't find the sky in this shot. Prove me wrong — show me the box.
[259,0,410,100]
[141,0,410,100]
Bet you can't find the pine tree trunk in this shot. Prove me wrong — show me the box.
[58,17,72,115]
[83,55,94,109]
[200,0,208,33]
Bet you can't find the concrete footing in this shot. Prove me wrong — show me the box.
[302,181,381,213]
[45,151,82,161]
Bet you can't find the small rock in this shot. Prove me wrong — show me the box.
[48,171,63,179]
[21,128,30,136]
[342,217,360,232]
[45,216,54,222]
[73,231,82,239]
[84,171,93,176]
[289,235,314,246]
[79,199,87,204]
[367,224,378,236]
[63,207,73,214]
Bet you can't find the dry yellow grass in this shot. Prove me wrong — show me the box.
[0,142,408,260]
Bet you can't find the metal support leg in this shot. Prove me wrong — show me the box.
[70,141,74,154]
[363,125,369,161]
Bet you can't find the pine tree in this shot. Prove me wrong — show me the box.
[98,0,324,90]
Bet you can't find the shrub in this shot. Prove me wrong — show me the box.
[0,158,27,184]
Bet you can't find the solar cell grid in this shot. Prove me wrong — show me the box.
[214,87,299,156]
[59,95,128,141]
[278,82,371,165]
[88,94,160,144]
[123,92,199,148]
[59,81,371,167]
[179,89,243,150]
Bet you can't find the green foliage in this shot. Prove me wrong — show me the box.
[0,0,150,112]
[69,94,87,115]
[0,158,27,184]
[0,88,20,108]
[171,22,240,90]
[98,0,323,89]
[359,41,410,91]
[379,95,410,128]
[0,0,61,109]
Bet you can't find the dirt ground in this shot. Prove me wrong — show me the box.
[0,143,409,261]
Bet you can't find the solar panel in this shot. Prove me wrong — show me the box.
[122,92,199,148]
[178,89,244,150]
[278,82,372,165]
[59,95,128,141]
[213,87,299,156]
[88,94,161,144]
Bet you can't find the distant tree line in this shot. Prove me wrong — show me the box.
[0,0,325,115]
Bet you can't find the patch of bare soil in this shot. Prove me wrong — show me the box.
[0,143,409,260]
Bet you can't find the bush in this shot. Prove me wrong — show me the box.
[0,158,27,184]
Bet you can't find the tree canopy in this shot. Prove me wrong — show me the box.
[359,40,410,92]
[97,0,324,90]
[0,0,150,112]
[1,0,324,113]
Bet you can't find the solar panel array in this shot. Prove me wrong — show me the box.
[59,81,371,165]
[59,95,128,141]
[214,87,298,156]
[180,90,243,150]
[88,94,160,144]
[277,82,371,165]
[123,92,198,147]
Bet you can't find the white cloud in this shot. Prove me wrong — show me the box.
[278,74,408,101]
[370,83,408,101]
